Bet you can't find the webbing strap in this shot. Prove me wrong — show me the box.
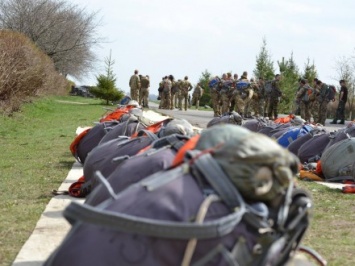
[192,153,246,210]
[136,129,159,141]
[64,200,244,240]
[151,134,190,150]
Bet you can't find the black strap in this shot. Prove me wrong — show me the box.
[192,153,246,210]
[64,199,244,240]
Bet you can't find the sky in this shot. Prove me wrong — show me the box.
[69,0,355,94]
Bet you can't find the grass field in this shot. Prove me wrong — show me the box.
[0,96,354,265]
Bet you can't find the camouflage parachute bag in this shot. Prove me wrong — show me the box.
[45,125,324,266]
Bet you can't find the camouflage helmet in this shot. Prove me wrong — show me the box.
[195,124,299,202]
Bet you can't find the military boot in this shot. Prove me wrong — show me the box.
[330,119,337,124]
[338,120,345,124]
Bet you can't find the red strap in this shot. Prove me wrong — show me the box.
[68,176,87,197]
[171,135,200,167]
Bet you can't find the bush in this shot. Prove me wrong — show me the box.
[0,30,68,114]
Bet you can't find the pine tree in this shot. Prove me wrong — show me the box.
[302,58,318,84]
[198,69,212,107]
[253,37,275,81]
[277,53,300,113]
[90,51,124,105]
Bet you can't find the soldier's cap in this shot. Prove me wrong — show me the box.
[184,76,188,80]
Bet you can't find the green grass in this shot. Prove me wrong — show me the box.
[0,96,105,265]
[0,96,354,265]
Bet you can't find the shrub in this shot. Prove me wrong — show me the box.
[0,30,68,114]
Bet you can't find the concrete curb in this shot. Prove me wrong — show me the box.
[12,162,84,266]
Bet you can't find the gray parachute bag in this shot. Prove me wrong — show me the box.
[207,111,242,128]
[320,137,355,182]
[45,125,316,266]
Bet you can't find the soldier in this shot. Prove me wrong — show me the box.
[220,73,233,114]
[330,79,348,124]
[170,78,179,110]
[210,76,221,117]
[191,82,204,109]
[129,69,140,102]
[175,79,182,108]
[179,76,193,111]
[244,77,257,118]
[162,75,173,109]
[158,76,166,109]
[139,75,150,108]
[229,73,238,112]
[315,79,330,125]
[295,79,312,122]
[267,74,282,120]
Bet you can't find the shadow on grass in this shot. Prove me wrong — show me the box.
[58,160,75,170]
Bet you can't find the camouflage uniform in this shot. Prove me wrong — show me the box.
[192,84,204,109]
[162,78,172,109]
[267,78,282,119]
[170,81,179,110]
[129,73,140,101]
[139,76,150,108]
[220,79,233,114]
[309,86,320,123]
[158,80,165,109]
[210,81,221,117]
[296,84,312,122]
[244,80,258,118]
[316,83,330,125]
[179,79,192,110]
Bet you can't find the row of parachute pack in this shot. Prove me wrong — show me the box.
[45,101,336,266]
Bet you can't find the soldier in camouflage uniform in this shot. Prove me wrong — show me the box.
[255,78,266,117]
[192,83,204,109]
[220,73,233,114]
[179,76,193,111]
[295,79,312,122]
[210,76,222,117]
[174,79,182,108]
[129,69,141,102]
[170,79,179,110]
[267,74,282,120]
[139,75,150,108]
[158,76,166,109]
[315,80,330,125]
[229,74,238,112]
[162,75,173,109]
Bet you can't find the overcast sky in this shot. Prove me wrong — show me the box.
[69,0,355,94]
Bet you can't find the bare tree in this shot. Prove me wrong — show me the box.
[0,0,102,79]
[334,56,355,120]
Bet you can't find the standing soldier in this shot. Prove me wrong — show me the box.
[296,79,312,122]
[256,78,266,117]
[315,80,330,125]
[179,76,193,111]
[192,83,204,109]
[330,79,348,124]
[229,73,238,112]
[267,74,282,120]
[175,79,182,108]
[220,73,233,114]
[210,76,221,117]
[158,76,166,109]
[129,69,140,102]
[139,75,150,108]
[170,79,179,110]
[162,75,173,109]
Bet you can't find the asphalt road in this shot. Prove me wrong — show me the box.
[149,102,346,131]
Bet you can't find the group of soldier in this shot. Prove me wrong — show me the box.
[129,69,150,108]
[129,69,347,125]
[209,71,282,120]
[157,75,204,111]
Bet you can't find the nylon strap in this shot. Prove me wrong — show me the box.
[192,153,246,210]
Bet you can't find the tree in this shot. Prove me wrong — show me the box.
[198,70,212,107]
[302,58,318,83]
[90,51,124,105]
[253,37,275,80]
[0,0,102,79]
[277,53,300,113]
